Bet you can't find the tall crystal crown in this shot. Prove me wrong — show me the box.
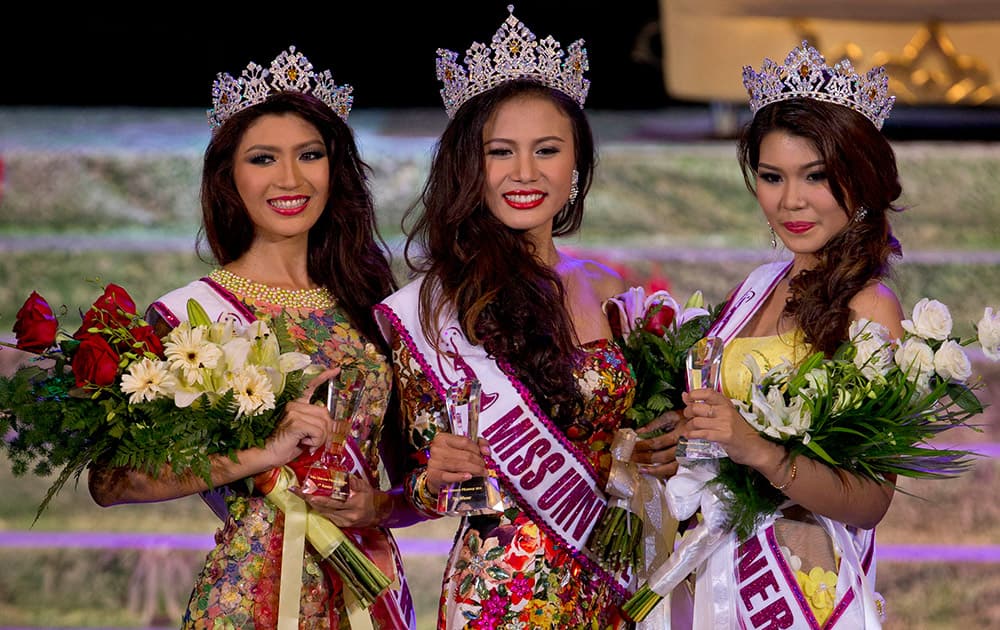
[435,4,590,119]
[742,41,895,130]
[207,45,354,131]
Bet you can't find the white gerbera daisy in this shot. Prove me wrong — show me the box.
[164,323,223,385]
[120,358,176,404]
[227,366,276,417]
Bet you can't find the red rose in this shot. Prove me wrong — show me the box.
[130,325,164,358]
[74,284,137,338]
[643,303,676,337]
[12,291,58,353]
[72,335,120,388]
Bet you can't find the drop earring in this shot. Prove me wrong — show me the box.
[770,226,777,249]
[568,169,579,204]
[854,205,869,222]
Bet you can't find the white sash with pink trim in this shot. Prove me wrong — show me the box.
[661,261,884,628]
[734,514,881,629]
[376,277,632,594]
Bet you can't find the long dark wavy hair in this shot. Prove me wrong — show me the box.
[199,91,396,348]
[737,98,904,355]
[404,80,597,429]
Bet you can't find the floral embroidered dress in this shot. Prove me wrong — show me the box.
[394,336,635,630]
[156,269,410,630]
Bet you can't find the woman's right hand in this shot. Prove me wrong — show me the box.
[424,432,489,496]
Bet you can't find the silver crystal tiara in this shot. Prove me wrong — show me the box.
[742,41,895,130]
[207,45,354,131]
[436,4,590,119]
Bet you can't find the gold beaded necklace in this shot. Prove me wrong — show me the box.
[210,268,334,310]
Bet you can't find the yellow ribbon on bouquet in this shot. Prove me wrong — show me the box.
[258,465,383,630]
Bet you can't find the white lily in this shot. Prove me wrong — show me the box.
[739,386,812,441]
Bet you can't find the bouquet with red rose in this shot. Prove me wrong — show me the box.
[585,289,723,579]
[604,287,722,433]
[0,283,311,521]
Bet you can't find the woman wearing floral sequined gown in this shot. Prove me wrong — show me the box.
[88,46,420,629]
[375,8,637,629]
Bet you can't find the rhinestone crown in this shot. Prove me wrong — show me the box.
[742,41,895,130]
[436,4,590,119]
[207,45,354,131]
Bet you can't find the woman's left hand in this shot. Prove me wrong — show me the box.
[632,410,686,478]
[294,474,380,528]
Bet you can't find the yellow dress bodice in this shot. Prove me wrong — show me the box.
[721,329,808,400]
[721,329,844,625]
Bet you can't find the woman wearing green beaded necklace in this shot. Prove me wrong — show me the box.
[88,46,423,629]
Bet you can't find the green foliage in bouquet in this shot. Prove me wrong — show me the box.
[0,284,311,521]
[716,302,992,540]
[607,288,724,432]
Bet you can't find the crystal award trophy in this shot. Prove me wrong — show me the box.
[437,379,505,516]
[301,370,363,500]
[677,336,729,463]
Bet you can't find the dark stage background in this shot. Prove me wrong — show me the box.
[0,2,669,110]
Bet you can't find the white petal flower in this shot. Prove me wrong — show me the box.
[278,351,312,373]
[207,318,237,345]
[246,320,281,367]
[901,298,952,341]
[850,319,894,379]
[602,287,680,340]
[120,358,176,404]
[978,307,1000,361]
[173,383,205,408]
[227,366,276,417]
[934,340,972,383]
[742,386,811,439]
[164,323,223,385]
[803,368,830,398]
[895,337,935,391]
[222,337,252,371]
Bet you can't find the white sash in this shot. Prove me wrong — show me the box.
[148,277,256,328]
[734,518,880,629]
[376,277,631,594]
[708,261,791,345]
[670,260,883,628]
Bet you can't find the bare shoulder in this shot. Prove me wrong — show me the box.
[849,282,905,337]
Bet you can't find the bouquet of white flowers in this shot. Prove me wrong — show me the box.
[623,298,998,622]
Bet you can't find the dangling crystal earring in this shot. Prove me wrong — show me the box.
[770,226,777,249]
[854,205,869,222]
[568,169,579,204]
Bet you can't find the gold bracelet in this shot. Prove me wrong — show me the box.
[415,470,440,511]
[771,457,798,491]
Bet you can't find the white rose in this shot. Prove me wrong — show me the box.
[934,340,972,383]
[978,307,1000,361]
[850,319,894,379]
[901,298,952,341]
[895,337,935,390]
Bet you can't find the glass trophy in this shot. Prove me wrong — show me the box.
[677,336,729,463]
[437,379,505,516]
[301,370,362,500]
